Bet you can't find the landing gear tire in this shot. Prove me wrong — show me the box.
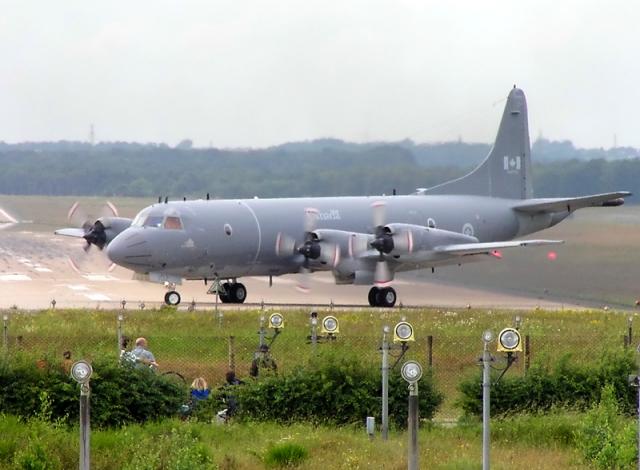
[219,283,247,304]
[164,290,181,306]
[368,286,396,308]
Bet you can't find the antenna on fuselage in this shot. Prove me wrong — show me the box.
[206,193,210,200]
[164,197,168,204]
[183,197,186,201]
[158,196,162,204]
[393,188,396,196]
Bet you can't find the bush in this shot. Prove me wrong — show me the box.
[264,443,308,468]
[457,350,636,416]
[194,351,443,427]
[0,357,186,427]
[575,384,636,468]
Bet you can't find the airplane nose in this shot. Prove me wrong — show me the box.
[106,230,152,268]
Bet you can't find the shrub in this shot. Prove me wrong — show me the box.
[0,357,186,427]
[575,384,636,468]
[264,443,308,468]
[194,351,443,427]
[457,349,636,416]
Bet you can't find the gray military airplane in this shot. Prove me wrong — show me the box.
[56,87,630,307]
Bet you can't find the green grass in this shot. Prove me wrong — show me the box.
[1,306,636,419]
[0,414,591,469]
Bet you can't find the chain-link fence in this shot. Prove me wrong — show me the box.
[1,309,635,419]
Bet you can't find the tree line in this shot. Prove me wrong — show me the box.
[0,139,637,201]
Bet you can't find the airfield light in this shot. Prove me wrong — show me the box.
[497,328,522,352]
[310,311,318,326]
[2,314,7,322]
[117,314,124,322]
[401,361,423,384]
[394,321,414,343]
[482,330,494,344]
[269,313,284,329]
[321,316,339,334]
[311,317,318,326]
[383,325,391,335]
[70,361,93,385]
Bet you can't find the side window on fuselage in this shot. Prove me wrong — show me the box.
[164,216,183,230]
[143,216,164,228]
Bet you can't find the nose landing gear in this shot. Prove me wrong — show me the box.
[368,286,397,308]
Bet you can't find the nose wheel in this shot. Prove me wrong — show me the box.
[368,286,396,308]
[164,290,181,306]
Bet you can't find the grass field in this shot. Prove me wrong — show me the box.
[0,414,591,469]
[0,306,635,468]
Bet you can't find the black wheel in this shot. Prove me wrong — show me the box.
[164,290,181,306]
[376,287,396,308]
[233,283,247,303]
[368,287,379,307]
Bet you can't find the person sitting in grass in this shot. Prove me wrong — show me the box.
[130,337,159,370]
[190,377,211,403]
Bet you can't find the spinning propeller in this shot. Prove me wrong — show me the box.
[368,201,413,286]
[275,208,340,293]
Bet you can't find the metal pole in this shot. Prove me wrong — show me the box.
[228,336,236,372]
[117,314,123,357]
[427,335,433,369]
[2,315,8,355]
[482,341,491,470]
[381,327,389,440]
[259,316,266,347]
[524,335,530,374]
[79,384,91,470]
[408,382,419,470]
[311,322,318,353]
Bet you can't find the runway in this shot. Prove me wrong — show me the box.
[0,229,581,310]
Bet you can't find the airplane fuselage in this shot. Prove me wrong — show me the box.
[105,194,562,282]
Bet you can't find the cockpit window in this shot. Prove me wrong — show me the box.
[143,216,164,228]
[164,216,183,230]
[131,208,151,227]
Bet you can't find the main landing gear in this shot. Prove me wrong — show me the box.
[218,282,247,304]
[368,286,397,308]
[163,281,248,306]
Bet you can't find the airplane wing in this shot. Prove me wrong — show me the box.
[433,239,563,257]
[54,228,87,238]
[513,192,631,214]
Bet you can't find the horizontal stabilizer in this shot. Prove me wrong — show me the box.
[434,239,563,257]
[54,228,87,238]
[513,192,631,214]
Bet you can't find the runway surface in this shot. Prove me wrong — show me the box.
[0,229,581,310]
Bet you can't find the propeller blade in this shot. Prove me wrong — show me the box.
[296,267,312,293]
[349,233,371,258]
[319,242,340,268]
[392,230,414,253]
[374,260,392,286]
[303,207,319,233]
[98,201,119,218]
[67,201,90,229]
[371,201,386,228]
[275,232,297,257]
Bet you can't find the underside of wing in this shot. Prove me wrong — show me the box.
[513,192,631,214]
[433,239,564,257]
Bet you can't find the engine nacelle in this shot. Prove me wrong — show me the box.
[383,223,478,254]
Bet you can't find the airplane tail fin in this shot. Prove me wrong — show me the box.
[421,87,532,199]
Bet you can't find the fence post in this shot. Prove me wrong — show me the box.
[228,336,236,372]
[427,335,433,369]
[524,335,530,373]
[2,314,8,355]
[381,326,390,440]
[117,314,124,357]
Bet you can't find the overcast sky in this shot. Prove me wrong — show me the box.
[1,0,638,148]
